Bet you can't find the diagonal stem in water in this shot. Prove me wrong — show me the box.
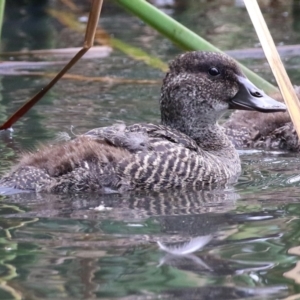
[0,0,103,130]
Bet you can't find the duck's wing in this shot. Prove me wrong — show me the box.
[127,123,198,152]
[84,123,126,139]
[82,123,198,153]
[82,123,149,152]
[115,124,216,190]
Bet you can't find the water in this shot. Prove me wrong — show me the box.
[1,0,300,299]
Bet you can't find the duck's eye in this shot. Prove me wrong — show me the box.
[208,67,220,76]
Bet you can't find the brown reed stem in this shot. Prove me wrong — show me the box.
[0,0,103,130]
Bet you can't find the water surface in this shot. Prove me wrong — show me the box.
[1,1,300,299]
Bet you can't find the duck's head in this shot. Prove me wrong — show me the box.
[160,51,286,135]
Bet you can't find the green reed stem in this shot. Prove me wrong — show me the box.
[114,0,277,93]
[0,0,5,41]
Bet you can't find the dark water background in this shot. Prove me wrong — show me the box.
[1,0,300,299]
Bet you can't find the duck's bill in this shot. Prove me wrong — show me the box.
[229,76,286,113]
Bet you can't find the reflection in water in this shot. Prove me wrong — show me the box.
[2,187,239,220]
[0,187,297,299]
[0,189,239,299]
[157,235,212,255]
[162,286,287,300]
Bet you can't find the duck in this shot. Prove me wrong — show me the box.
[0,51,286,194]
[223,87,300,151]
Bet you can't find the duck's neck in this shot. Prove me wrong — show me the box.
[192,124,234,152]
[164,121,235,153]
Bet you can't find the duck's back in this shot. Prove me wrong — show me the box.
[1,136,132,193]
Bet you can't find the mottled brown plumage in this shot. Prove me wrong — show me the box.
[224,87,300,151]
[0,51,285,193]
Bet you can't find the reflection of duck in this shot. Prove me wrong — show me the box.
[0,51,285,193]
[224,87,300,151]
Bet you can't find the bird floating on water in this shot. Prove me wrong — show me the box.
[0,51,286,194]
[224,87,300,151]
